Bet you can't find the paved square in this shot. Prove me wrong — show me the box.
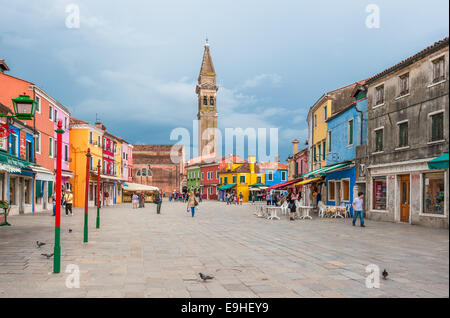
[0,201,448,298]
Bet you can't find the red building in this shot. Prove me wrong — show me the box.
[199,154,246,200]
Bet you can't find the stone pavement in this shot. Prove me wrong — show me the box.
[0,200,448,298]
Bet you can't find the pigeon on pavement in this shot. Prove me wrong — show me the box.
[36,241,46,248]
[199,272,214,281]
[41,253,54,259]
[69,229,72,233]
[382,269,389,280]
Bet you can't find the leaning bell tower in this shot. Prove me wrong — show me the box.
[196,40,218,157]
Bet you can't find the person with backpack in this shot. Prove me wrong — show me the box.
[187,191,199,217]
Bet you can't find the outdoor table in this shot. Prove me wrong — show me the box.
[297,206,314,220]
[329,206,346,218]
[0,207,11,226]
[267,206,280,220]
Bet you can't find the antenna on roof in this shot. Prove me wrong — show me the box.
[95,113,100,123]
[205,35,209,46]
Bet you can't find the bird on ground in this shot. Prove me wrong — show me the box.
[36,241,46,248]
[382,269,389,280]
[69,229,72,233]
[199,272,214,281]
[41,253,54,259]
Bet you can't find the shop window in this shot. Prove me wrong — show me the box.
[372,177,387,210]
[342,179,350,201]
[423,172,445,215]
[25,179,31,204]
[328,181,335,201]
[9,177,16,205]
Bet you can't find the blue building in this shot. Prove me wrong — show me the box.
[258,161,288,187]
[325,82,367,212]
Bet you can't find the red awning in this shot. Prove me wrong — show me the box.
[265,178,301,191]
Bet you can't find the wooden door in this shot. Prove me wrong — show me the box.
[399,175,410,223]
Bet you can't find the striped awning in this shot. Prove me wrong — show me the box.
[301,162,352,178]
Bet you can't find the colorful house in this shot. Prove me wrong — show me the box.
[324,81,367,211]
[258,161,288,187]
[218,156,265,202]
[69,118,104,208]
[187,165,201,192]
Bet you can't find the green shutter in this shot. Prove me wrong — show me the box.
[36,180,42,197]
[48,181,53,197]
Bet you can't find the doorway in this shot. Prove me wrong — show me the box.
[399,175,410,223]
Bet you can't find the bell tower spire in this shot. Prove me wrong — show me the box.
[196,40,218,157]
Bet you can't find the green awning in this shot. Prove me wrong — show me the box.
[0,151,31,172]
[250,183,266,188]
[428,153,449,170]
[218,184,236,190]
[301,162,352,178]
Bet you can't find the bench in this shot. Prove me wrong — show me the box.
[0,207,11,226]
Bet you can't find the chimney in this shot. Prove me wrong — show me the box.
[292,139,299,155]
[95,121,106,131]
[248,155,256,173]
[0,59,10,73]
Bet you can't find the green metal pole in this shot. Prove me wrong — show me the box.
[96,159,101,228]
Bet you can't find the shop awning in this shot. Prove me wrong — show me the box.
[0,151,31,172]
[294,177,322,186]
[218,184,236,190]
[265,178,301,191]
[29,165,55,181]
[428,153,449,170]
[122,182,159,191]
[301,162,352,178]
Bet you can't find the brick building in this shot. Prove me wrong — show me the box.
[132,144,185,195]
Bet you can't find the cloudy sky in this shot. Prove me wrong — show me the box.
[1,0,448,162]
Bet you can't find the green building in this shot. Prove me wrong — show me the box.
[187,165,201,192]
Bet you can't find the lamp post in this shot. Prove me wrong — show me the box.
[96,159,101,228]
[84,148,91,243]
[0,94,37,120]
[54,120,64,273]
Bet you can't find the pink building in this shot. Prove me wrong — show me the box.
[53,102,73,189]
[119,139,133,182]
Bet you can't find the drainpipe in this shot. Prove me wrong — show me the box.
[355,104,364,147]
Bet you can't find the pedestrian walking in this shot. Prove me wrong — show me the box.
[352,192,365,227]
[132,193,138,209]
[154,193,162,214]
[266,193,271,206]
[64,189,73,216]
[287,190,298,221]
[187,191,199,217]
[52,192,56,216]
[239,192,243,205]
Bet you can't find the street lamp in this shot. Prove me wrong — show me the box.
[0,94,37,120]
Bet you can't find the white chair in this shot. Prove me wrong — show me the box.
[280,202,289,216]
[318,201,327,218]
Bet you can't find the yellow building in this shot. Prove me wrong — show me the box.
[218,156,265,202]
[309,96,332,170]
[69,118,104,207]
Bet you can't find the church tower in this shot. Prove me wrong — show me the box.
[196,40,218,157]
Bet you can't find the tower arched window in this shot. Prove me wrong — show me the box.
[148,169,152,177]
[210,97,214,106]
[203,96,208,105]
[142,168,147,176]
[136,169,141,176]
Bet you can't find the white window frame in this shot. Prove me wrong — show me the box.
[373,126,384,154]
[281,171,287,181]
[240,175,246,184]
[398,72,410,97]
[35,131,41,154]
[340,178,351,202]
[373,83,385,108]
[327,130,332,153]
[323,105,327,122]
[430,54,446,85]
[49,104,53,121]
[347,118,354,146]
[49,136,54,158]
[267,171,273,181]
[396,119,409,150]
[428,110,445,144]
[35,95,41,114]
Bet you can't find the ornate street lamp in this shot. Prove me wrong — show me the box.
[0,94,37,120]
